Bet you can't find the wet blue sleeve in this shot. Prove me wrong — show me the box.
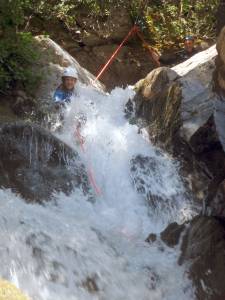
[53,89,65,103]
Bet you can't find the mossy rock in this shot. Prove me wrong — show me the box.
[0,280,29,300]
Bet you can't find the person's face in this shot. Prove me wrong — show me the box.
[63,77,77,90]
[184,39,194,53]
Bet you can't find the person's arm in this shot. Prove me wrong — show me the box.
[53,89,64,103]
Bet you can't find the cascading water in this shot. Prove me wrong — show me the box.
[0,83,197,299]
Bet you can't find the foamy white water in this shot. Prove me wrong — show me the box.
[0,84,196,299]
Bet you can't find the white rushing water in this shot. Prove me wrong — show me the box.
[0,84,196,299]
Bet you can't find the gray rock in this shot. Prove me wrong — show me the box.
[130,154,181,213]
[156,216,225,300]
[33,36,105,118]
[132,44,218,145]
[173,45,217,142]
[0,122,93,203]
[160,222,185,248]
[179,216,225,300]
[130,44,225,212]
[206,180,225,217]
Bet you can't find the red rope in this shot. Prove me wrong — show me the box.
[136,30,161,67]
[75,127,102,197]
[94,25,161,82]
[95,25,139,81]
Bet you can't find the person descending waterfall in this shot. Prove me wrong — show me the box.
[53,67,78,105]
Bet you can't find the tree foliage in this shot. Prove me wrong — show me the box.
[27,0,219,47]
[0,0,39,93]
[143,0,220,48]
[0,0,220,93]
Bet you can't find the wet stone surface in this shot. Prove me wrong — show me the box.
[0,122,93,203]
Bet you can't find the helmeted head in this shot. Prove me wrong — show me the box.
[184,35,195,54]
[62,67,78,91]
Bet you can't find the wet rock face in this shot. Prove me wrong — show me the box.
[131,45,218,148]
[133,67,182,147]
[0,122,92,203]
[30,36,105,122]
[180,217,225,300]
[207,180,225,217]
[130,154,180,212]
[130,154,166,209]
[156,216,225,300]
[130,44,225,211]
[160,222,185,247]
[189,114,225,173]
[215,26,225,93]
[30,9,156,90]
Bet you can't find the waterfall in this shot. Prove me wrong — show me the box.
[0,83,196,300]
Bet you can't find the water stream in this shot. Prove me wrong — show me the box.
[0,84,196,299]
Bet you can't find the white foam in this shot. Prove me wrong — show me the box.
[0,85,196,299]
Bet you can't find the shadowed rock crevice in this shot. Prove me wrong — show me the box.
[152,216,225,300]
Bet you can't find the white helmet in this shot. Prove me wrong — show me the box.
[62,67,78,79]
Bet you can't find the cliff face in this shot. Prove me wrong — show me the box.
[129,27,225,213]
[29,8,156,90]
[142,30,225,298]
[0,36,103,203]
[148,216,225,300]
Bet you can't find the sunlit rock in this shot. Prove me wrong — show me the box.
[132,44,218,145]
[0,279,29,300]
[35,36,104,99]
[132,69,182,147]
[131,43,225,206]
[134,67,178,99]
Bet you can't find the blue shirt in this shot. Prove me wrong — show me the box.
[53,87,76,103]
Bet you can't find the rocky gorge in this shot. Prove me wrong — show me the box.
[29,7,156,90]
[129,27,225,299]
[0,7,224,300]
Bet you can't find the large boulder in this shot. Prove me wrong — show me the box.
[130,44,225,208]
[173,46,217,143]
[157,216,225,300]
[132,45,218,147]
[34,36,104,106]
[0,122,92,203]
[206,179,225,217]
[0,36,105,122]
[215,26,225,93]
[133,67,181,147]
[130,154,184,214]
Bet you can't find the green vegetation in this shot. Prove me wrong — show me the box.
[0,0,41,94]
[0,0,220,93]
[25,0,219,48]
[142,0,220,49]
